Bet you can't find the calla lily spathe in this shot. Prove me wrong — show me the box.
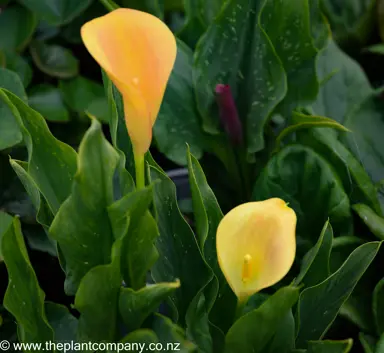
[81,8,177,155]
[216,198,296,301]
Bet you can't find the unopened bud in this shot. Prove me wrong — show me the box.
[215,84,243,145]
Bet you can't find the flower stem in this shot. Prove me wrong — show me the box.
[134,151,145,190]
[235,296,248,321]
[99,0,119,12]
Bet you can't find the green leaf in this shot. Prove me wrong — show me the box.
[321,0,376,47]
[260,0,323,115]
[297,128,382,215]
[28,84,70,122]
[0,80,23,150]
[377,333,384,353]
[45,303,78,343]
[306,339,353,353]
[296,241,381,348]
[0,68,27,102]
[19,0,93,26]
[0,5,37,52]
[153,314,197,353]
[364,44,384,55]
[0,211,13,262]
[86,97,110,124]
[103,71,135,177]
[75,239,122,342]
[353,204,384,241]
[2,217,54,346]
[4,52,33,88]
[149,165,213,325]
[373,277,384,335]
[275,111,349,149]
[186,148,236,332]
[252,144,353,241]
[49,120,119,295]
[193,0,286,154]
[108,186,158,289]
[120,329,158,349]
[295,220,333,288]
[0,89,78,214]
[264,310,295,353]
[177,0,206,48]
[119,281,180,332]
[359,333,376,353]
[121,0,163,18]
[312,39,373,124]
[30,41,79,79]
[154,40,205,165]
[341,90,384,185]
[308,0,330,50]
[9,159,54,228]
[59,76,104,113]
[225,286,300,353]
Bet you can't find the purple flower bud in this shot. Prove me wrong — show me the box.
[215,84,243,145]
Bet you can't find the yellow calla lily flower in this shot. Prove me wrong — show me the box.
[216,198,296,301]
[81,8,177,156]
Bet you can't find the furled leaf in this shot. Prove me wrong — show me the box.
[102,71,135,177]
[149,165,213,324]
[2,217,54,346]
[18,0,93,26]
[297,128,382,215]
[30,41,79,79]
[49,120,119,295]
[186,148,236,332]
[225,286,299,353]
[253,144,353,242]
[0,90,78,214]
[193,0,286,154]
[119,281,180,332]
[0,5,37,51]
[260,0,324,115]
[295,220,333,288]
[28,84,70,122]
[75,239,122,342]
[373,277,384,335]
[154,40,205,165]
[296,242,381,348]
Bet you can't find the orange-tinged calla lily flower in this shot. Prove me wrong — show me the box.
[81,8,177,155]
[216,198,296,301]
